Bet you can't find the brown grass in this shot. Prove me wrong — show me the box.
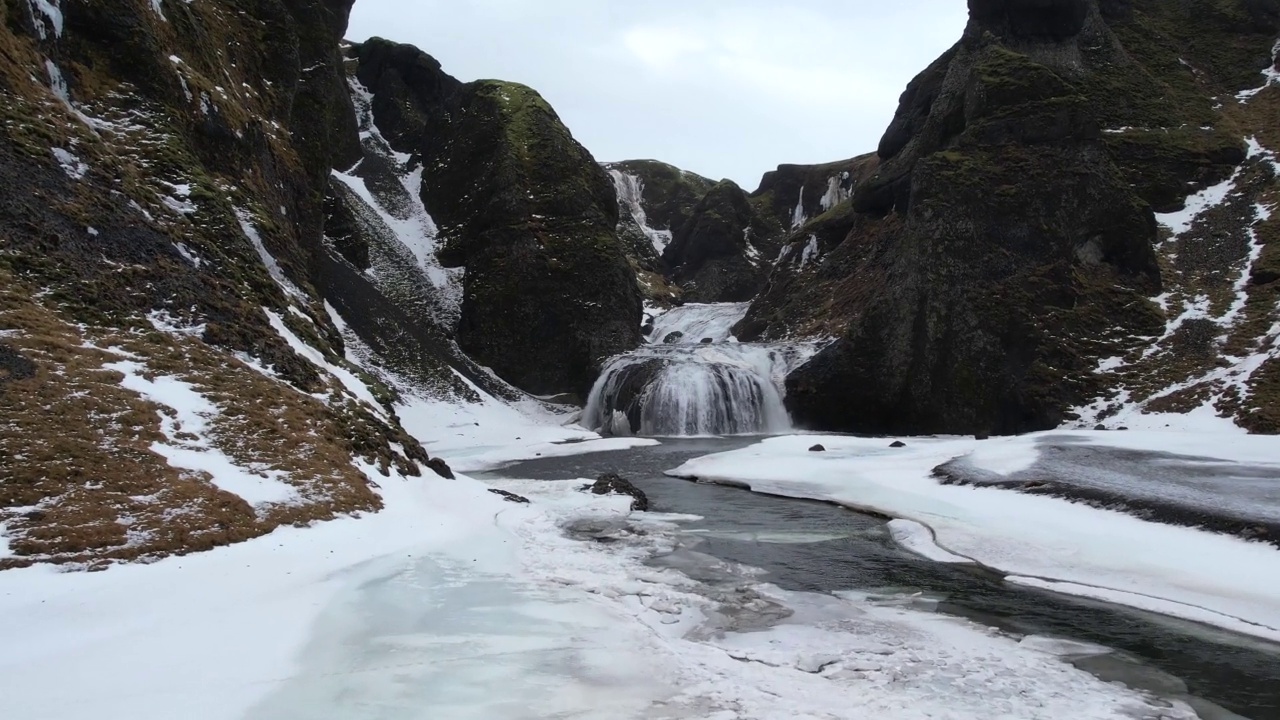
[0,269,435,570]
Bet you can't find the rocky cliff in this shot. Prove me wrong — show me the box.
[0,0,449,568]
[606,157,872,305]
[0,4,640,568]
[743,0,1280,436]
[349,38,642,397]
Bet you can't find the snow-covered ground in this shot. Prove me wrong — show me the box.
[2,303,1270,718]
[0,451,1204,720]
[669,431,1280,644]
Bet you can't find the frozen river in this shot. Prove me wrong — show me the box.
[484,438,1280,720]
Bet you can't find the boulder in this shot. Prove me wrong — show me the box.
[809,444,826,452]
[426,457,455,479]
[489,489,531,504]
[587,473,650,511]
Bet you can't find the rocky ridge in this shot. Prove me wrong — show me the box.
[738,0,1280,436]
[0,2,643,568]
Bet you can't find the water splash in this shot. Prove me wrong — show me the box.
[583,342,821,437]
[647,302,750,345]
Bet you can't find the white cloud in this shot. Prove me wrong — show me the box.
[347,0,968,188]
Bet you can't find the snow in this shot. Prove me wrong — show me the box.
[393,373,657,473]
[1154,169,1238,239]
[44,58,69,106]
[264,308,386,416]
[668,432,1280,642]
[1236,39,1280,102]
[0,522,12,560]
[106,360,299,507]
[887,519,974,564]
[1007,576,1280,641]
[322,300,657,472]
[340,78,461,320]
[50,147,86,180]
[0,459,1195,720]
[172,242,202,268]
[147,310,205,337]
[237,210,306,301]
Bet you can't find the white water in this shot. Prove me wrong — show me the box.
[609,169,673,254]
[588,304,823,436]
[647,302,749,344]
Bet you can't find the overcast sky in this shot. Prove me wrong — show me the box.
[347,2,968,189]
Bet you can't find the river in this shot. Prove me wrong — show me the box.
[481,437,1280,720]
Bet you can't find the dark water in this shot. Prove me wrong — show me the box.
[482,438,1280,720]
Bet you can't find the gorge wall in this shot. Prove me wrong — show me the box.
[739,0,1280,436]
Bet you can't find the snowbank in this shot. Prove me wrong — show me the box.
[668,432,1280,642]
[0,437,1204,719]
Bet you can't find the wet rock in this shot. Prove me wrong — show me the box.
[426,457,455,479]
[587,473,649,511]
[890,441,907,448]
[699,338,714,344]
[662,331,685,344]
[809,444,827,452]
[1095,424,1108,431]
[488,489,530,504]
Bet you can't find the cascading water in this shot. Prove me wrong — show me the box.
[584,304,824,437]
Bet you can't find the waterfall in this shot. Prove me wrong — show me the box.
[586,303,824,437]
[609,169,673,254]
[647,302,750,345]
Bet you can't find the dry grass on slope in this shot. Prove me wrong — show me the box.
[0,271,415,571]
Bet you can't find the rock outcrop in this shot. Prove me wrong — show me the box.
[349,38,643,397]
[586,473,650,512]
[0,5,644,569]
[0,0,444,568]
[743,0,1280,436]
[609,157,874,304]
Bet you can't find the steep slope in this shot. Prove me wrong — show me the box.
[349,38,642,397]
[743,0,1280,436]
[0,0,448,568]
[1,4,643,570]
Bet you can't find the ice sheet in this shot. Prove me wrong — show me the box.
[669,432,1280,641]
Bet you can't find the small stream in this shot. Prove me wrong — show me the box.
[483,438,1280,720]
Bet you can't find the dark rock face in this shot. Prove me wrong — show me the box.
[489,489,530,504]
[663,181,770,302]
[426,457,455,480]
[587,473,650,511]
[968,0,1089,39]
[606,159,715,274]
[752,0,1280,436]
[350,39,642,396]
[0,344,36,384]
[0,0,450,566]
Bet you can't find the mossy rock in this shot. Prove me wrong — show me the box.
[353,42,642,395]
